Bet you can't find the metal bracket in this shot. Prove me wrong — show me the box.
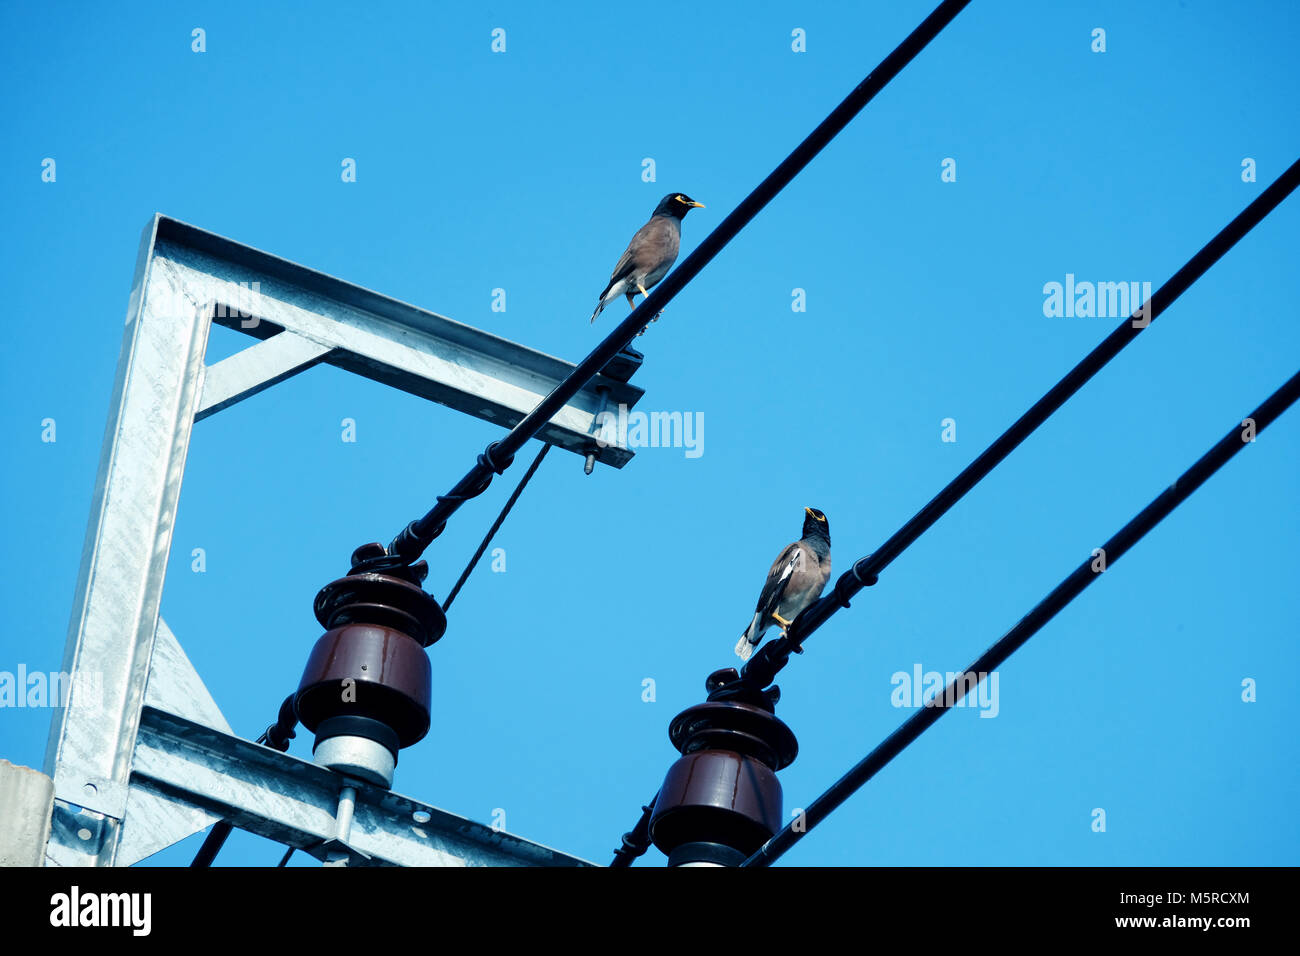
[161,215,642,463]
[130,708,591,867]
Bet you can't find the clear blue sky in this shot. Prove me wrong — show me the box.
[1,1,1297,867]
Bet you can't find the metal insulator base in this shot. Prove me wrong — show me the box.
[313,734,395,788]
[668,841,747,867]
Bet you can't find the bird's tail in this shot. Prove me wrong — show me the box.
[590,301,603,324]
[734,614,761,661]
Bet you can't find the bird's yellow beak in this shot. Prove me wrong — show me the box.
[688,201,705,208]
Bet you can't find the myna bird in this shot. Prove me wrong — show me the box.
[735,508,832,662]
[590,193,705,326]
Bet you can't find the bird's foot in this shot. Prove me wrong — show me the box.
[772,612,793,629]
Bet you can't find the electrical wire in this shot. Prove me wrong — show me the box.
[382,0,975,568]
[740,154,1300,688]
[592,0,972,861]
[442,443,552,613]
[609,791,659,868]
[743,367,1300,865]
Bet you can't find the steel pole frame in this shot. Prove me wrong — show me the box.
[43,214,608,866]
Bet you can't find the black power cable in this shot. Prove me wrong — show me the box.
[442,443,551,614]
[741,154,1300,688]
[743,367,1300,866]
[190,814,240,868]
[382,0,975,568]
[609,791,659,868]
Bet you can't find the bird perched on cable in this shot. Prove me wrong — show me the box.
[589,193,705,326]
[735,508,832,662]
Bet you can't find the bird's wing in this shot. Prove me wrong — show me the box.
[635,218,680,286]
[599,247,638,298]
[597,221,654,298]
[755,543,803,620]
[778,545,831,619]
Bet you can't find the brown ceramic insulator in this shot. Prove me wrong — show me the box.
[649,691,799,859]
[651,750,784,855]
[313,571,446,647]
[295,623,432,747]
[670,701,798,769]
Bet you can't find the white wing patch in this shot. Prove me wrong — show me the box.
[738,544,808,662]
[774,548,802,597]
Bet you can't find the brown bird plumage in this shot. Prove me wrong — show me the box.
[590,193,704,324]
[735,508,832,662]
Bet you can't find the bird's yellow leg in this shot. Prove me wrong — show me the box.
[772,611,804,651]
[637,283,663,322]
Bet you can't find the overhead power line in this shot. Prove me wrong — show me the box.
[442,443,552,613]
[743,366,1300,866]
[608,791,658,868]
[382,0,975,568]
[741,154,1300,688]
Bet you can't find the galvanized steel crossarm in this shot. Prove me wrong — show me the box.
[134,707,594,867]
